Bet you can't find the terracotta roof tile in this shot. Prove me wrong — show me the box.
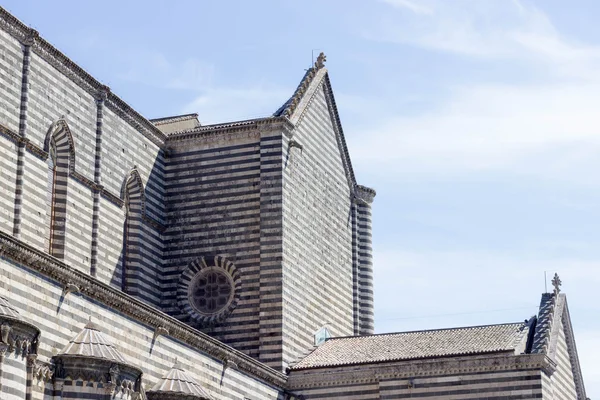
[291,323,529,370]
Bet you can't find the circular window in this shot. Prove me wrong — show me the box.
[189,267,234,315]
[177,256,241,326]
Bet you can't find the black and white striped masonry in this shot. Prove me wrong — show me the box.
[0,5,588,399]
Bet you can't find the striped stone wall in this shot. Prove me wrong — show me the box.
[27,52,97,179]
[20,152,48,252]
[0,137,17,234]
[0,28,22,133]
[354,187,375,336]
[281,83,354,369]
[542,317,578,399]
[378,370,543,399]
[0,353,27,400]
[0,258,285,400]
[164,133,264,357]
[0,21,166,307]
[258,130,285,369]
[288,358,548,399]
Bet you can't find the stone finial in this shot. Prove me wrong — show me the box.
[84,316,100,330]
[552,273,562,295]
[315,52,327,70]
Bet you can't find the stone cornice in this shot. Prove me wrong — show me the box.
[354,185,376,205]
[0,6,166,148]
[165,116,293,145]
[287,353,556,389]
[150,113,199,126]
[0,231,287,388]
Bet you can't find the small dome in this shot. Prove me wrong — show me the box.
[58,318,130,365]
[147,361,214,400]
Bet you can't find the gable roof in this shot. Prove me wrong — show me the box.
[290,322,529,370]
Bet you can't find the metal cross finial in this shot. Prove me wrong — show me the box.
[552,273,562,295]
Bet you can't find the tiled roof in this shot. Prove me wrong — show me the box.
[148,361,214,399]
[58,319,130,365]
[291,323,529,370]
[0,295,21,319]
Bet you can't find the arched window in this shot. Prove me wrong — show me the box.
[45,121,74,259]
[46,137,57,252]
[122,171,144,294]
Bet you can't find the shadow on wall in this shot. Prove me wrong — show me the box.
[109,151,166,309]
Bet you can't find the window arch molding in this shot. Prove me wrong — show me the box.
[119,168,146,216]
[44,119,76,259]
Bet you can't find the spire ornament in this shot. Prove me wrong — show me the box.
[551,273,562,295]
[315,52,326,70]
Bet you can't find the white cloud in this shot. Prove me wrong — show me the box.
[118,51,215,91]
[351,1,600,183]
[349,81,600,182]
[380,0,433,15]
[182,86,290,124]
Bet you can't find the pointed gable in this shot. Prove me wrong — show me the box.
[531,286,587,400]
[274,53,358,191]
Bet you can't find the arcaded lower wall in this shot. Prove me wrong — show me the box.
[0,258,284,399]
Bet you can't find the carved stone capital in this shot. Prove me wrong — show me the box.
[22,28,39,46]
[354,185,376,205]
[95,85,110,103]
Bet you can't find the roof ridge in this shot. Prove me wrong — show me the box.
[328,322,526,341]
[150,113,199,125]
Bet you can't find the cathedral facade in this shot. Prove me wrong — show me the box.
[0,6,587,400]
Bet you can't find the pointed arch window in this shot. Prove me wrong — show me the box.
[46,137,57,252]
[45,121,73,259]
[122,171,144,294]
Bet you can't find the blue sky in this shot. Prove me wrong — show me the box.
[4,0,599,395]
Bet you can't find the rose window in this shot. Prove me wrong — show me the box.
[190,268,233,315]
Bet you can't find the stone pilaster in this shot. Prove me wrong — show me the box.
[353,185,376,335]
[90,86,109,277]
[12,29,37,238]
